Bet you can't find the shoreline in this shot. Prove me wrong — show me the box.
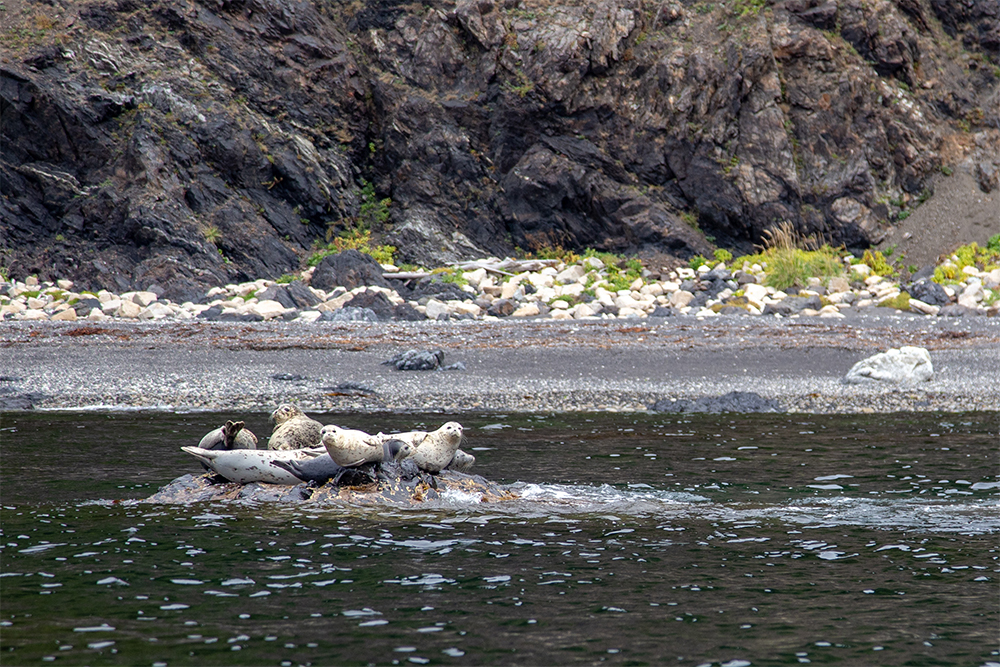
[2,316,998,415]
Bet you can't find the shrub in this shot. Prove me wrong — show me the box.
[860,249,894,276]
[933,240,1000,283]
[713,248,733,263]
[732,223,844,289]
[430,268,469,287]
[878,291,910,310]
[202,225,222,244]
[761,247,844,290]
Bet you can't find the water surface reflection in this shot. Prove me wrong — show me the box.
[1,410,997,666]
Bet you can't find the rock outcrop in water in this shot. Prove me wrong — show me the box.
[2,0,998,300]
[145,469,517,505]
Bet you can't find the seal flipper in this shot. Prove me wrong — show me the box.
[272,454,344,485]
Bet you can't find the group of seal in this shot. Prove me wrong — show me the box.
[181,405,475,486]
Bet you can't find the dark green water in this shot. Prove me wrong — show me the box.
[1,410,998,666]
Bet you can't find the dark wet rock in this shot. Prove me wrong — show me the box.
[320,306,379,322]
[145,467,516,506]
[392,302,424,321]
[718,305,751,316]
[311,250,390,292]
[939,304,981,317]
[320,382,377,396]
[235,482,312,502]
[704,279,729,298]
[197,305,223,321]
[256,284,297,309]
[257,281,321,310]
[401,277,470,303]
[272,373,307,382]
[908,280,950,306]
[703,267,731,282]
[690,292,712,309]
[342,290,395,320]
[71,297,103,315]
[487,299,517,317]
[219,311,264,322]
[650,306,675,317]
[382,349,445,371]
[0,390,48,411]
[650,391,783,414]
[762,295,823,316]
[679,280,699,293]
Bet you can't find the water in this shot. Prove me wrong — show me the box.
[1,411,998,666]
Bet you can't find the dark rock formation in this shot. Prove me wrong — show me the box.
[1,0,996,298]
[145,469,516,505]
[311,249,391,291]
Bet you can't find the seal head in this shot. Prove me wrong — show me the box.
[268,405,323,450]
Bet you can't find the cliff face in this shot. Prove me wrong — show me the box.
[1,0,997,301]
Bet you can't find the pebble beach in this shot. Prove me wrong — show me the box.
[3,252,999,325]
[2,251,999,416]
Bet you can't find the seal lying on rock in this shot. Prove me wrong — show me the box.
[269,444,413,487]
[447,449,476,472]
[321,425,415,467]
[198,420,258,450]
[268,404,323,450]
[408,422,464,473]
[180,445,326,484]
[271,453,345,485]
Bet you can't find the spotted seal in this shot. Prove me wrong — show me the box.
[180,445,326,485]
[407,422,464,473]
[321,425,417,467]
[197,420,258,450]
[446,449,475,472]
[267,404,323,451]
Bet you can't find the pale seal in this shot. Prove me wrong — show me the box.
[181,446,326,485]
[446,449,475,472]
[321,426,416,467]
[198,420,258,450]
[268,404,323,451]
[372,430,428,448]
[408,422,464,472]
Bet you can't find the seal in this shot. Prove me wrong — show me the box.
[180,445,326,485]
[408,422,464,473]
[446,448,475,472]
[271,453,344,485]
[197,420,258,450]
[372,429,428,448]
[321,426,418,467]
[267,404,323,451]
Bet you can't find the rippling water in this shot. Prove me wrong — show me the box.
[1,410,998,666]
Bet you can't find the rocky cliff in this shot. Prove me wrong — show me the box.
[2,0,997,300]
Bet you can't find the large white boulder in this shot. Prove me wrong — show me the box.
[844,346,933,384]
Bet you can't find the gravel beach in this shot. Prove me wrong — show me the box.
[2,313,998,415]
